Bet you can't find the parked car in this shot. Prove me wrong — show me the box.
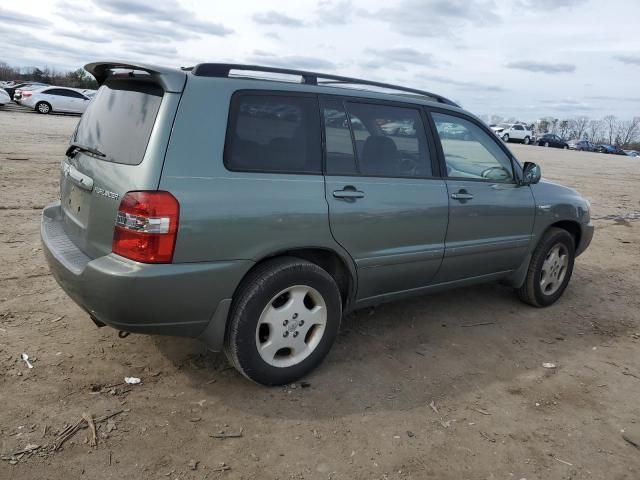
[41,61,593,385]
[568,139,595,151]
[537,134,569,149]
[623,150,639,157]
[0,88,10,106]
[491,123,533,144]
[3,82,48,101]
[20,86,92,114]
[380,120,415,136]
[596,144,627,155]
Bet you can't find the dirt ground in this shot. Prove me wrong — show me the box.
[1,108,639,480]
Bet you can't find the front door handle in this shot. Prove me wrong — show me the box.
[450,191,473,201]
[333,187,365,199]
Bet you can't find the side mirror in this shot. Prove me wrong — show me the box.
[522,162,541,185]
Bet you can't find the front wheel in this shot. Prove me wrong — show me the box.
[516,227,575,307]
[563,145,568,149]
[224,257,342,385]
[523,136,530,145]
[502,134,509,142]
[544,141,550,147]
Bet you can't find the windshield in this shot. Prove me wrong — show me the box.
[73,79,164,165]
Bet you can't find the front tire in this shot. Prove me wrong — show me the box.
[502,134,509,142]
[224,257,342,386]
[36,102,51,114]
[516,228,575,307]
[544,141,550,147]
[524,136,530,145]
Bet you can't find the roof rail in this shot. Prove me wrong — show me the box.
[191,63,459,107]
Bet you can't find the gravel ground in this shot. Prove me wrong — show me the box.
[1,108,639,480]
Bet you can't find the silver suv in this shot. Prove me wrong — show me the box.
[41,62,593,385]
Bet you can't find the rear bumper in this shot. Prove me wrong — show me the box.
[41,202,252,343]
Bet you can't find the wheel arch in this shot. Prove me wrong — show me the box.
[251,247,357,311]
[507,219,581,289]
[547,220,581,250]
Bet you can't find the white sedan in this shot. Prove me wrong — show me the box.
[20,87,93,114]
[0,88,10,106]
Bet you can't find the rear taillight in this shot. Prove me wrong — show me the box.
[112,191,179,263]
[22,92,32,97]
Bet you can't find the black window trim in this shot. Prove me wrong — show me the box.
[223,90,323,176]
[426,107,522,185]
[319,94,442,180]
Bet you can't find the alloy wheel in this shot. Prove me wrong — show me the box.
[540,244,569,296]
[255,285,327,368]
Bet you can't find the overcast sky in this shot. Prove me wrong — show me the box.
[2,0,639,120]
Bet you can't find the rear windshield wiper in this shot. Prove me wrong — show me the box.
[66,142,106,158]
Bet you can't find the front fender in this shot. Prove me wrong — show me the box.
[529,180,592,255]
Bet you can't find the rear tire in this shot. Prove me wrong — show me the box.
[524,136,530,145]
[544,141,550,147]
[516,228,575,307]
[224,257,342,386]
[36,102,51,114]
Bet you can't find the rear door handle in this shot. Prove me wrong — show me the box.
[450,192,473,200]
[333,188,365,199]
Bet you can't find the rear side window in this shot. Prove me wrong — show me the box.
[225,94,321,174]
[74,79,163,165]
[44,88,64,96]
[343,102,432,178]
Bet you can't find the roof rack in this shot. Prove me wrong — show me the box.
[191,63,459,107]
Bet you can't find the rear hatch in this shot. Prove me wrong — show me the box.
[59,62,186,259]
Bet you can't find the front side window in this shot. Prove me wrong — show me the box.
[225,94,321,174]
[343,102,431,178]
[432,112,514,182]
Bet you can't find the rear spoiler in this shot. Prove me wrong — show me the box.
[84,61,187,93]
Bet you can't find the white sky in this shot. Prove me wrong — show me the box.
[2,0,639,121]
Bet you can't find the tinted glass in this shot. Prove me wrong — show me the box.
[344,102,431,178]
[514,125,523,130]
[74,79,163,165]
[65,90,85,98]
[432,112,513,182]
[226,94,321,174]
[322,99,357,175]
[44,88,64,96]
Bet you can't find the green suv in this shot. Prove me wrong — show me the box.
[41,62,593,385]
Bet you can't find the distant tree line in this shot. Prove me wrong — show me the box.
[487,114,640,150]
[0,61,98,90]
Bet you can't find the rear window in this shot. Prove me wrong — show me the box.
[224,93,321,174]
[73,79,163,165]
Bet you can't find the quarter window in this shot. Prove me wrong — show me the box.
[432,113,514,182]
[225,94,321,174]
[343,102,431,178]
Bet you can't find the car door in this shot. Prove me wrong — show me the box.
[512,124,524,140]
[65,90,89,113]
[429,110,535,283]
[58,90,79,112]
[41,89,64,110]
[322,98,449,301]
